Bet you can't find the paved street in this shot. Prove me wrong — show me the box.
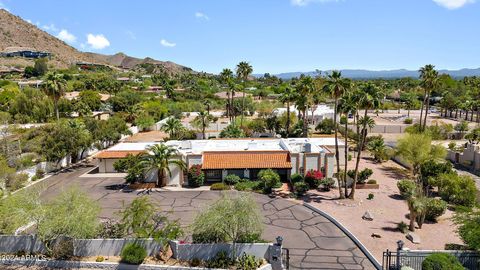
[32,164,376,270]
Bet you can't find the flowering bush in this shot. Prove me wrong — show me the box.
[304,169,323,189]
[188,165,205,187]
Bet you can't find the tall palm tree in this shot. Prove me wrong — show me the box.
[349,83,381,199]
[161,118,184,139]
[191,111,213,139]
[142,144,186,187]
[338,92,356,196]
[324,71,351,199]
[296,76,315,137]
[236,62,253,127]
[419,64,439,130]
[43,72,67,120]
[280,86,297,137]
[220,68,234,121]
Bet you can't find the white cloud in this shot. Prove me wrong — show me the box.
[86,33,110,49]
[195,12,210,20]
[160,39,176,47]
[125,30,136,40]
[432,0,475,9]
[42,23,58,32]
[291,0,340,6]
[56,29,76,43]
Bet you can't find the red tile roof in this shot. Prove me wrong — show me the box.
[94,150,145,159]
[202,151,292,170]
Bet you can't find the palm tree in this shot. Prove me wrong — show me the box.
[161,118,184,139]
[296,76,315,137]
[191,111,213,139]
[220,69,234,121]
[236,62,253,127]
[279,86,297,137]
[338,92,356,196]
[142,144,186,187]
[419,64,439,130]
[43,72,67,120]
[324,71,351,199]
[349,83,381,199]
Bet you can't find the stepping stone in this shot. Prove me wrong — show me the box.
[362,211,374,221]
[406,232,421,244]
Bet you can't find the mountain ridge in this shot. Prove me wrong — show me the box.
[0,9,193,74]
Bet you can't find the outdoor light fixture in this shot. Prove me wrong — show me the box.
[276,236,283,246]
[397,240,404,250]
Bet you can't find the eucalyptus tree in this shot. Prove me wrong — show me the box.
[236,62,253,127]
[324,71,351,199]
[419,64,439,130]
[43,72,67,120]
[349,83,381,199]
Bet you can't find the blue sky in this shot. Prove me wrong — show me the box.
[1,0,479,74]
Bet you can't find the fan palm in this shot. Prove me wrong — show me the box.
[43,72,67,120]
[349,83,381,199]
[338,92,356,196]
[324,71,351,199]
[191,111,214,139]
[220,69,234,121]
[161,118,184,139]
[280,86,297,137]
[419,64,439,130]
[296,76,315,137]
[141,144,186,187]
[236,62,253,127]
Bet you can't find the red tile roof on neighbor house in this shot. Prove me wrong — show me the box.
[202,151,292,170]
[94,150,145,159]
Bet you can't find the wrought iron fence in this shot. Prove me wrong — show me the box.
[282,248,290,270]
[382,250,480,270]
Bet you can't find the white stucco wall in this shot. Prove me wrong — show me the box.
[305,155,319,172]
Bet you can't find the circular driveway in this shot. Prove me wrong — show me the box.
[37,165,376,270]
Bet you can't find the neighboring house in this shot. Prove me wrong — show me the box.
[1,47,51,59]
[447,143,480,172]
[272,104,335,125]
[94,138,343,186]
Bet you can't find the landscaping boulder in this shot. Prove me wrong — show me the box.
[406,232,421,244]
[362,211,374,221]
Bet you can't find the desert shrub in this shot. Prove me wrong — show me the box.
[237,253,261,270]
[339,115,347,125]
[403,118,413,124]
[421,253,464,270]
[187,165,204,187]
[367,193,374,200]
[192,230,227,244]
[448,142,456,150]
[319,178,335,191]
[397,180,417,199]
[190,258,201,267]
[454,208,480,251]
[290,173,304,184]
[121,243,147,265]
[257,169,281,193]
[304,169,323,189]
[438,173,477,207]
[5,173,29,191]
[397,221,408,234]
[425,199,447,222]
[234,181,260,191]
[347,168,373,184]
[237,233,266,243]
[35,168,45,179]
[294,182,309,196]
[50,237,74,259]
[205,251,232,268]
[96,256,104,262]
[367,179,377,184]
[224,174,241,185]
[210,183,230,190]
[316,118,335,134]
[97,219,125,238]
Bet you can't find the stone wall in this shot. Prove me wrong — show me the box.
[169,241,272,261]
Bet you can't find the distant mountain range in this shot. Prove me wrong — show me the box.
[258,68,480,80]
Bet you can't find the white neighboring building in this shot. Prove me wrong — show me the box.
[94,138,345,186]
[273,104,335,125]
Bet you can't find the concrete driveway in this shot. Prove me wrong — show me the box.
[33,164,376,270]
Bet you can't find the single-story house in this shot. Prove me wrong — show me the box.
[94,138,344,186]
